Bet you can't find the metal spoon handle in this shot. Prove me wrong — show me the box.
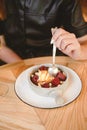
[53,44,56,66]
[51,27,57,67]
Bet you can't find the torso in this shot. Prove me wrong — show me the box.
[4,0,65,47]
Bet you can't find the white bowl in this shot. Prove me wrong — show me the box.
[27,64,69,100]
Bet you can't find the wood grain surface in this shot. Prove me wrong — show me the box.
[0,56,87,130]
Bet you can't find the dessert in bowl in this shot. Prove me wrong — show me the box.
[28,64,69,100]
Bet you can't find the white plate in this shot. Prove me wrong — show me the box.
[15,65,82,108]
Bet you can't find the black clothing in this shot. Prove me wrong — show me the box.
[0,20,5,35]
[1,0,87,59]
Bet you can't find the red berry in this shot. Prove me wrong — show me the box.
[51,77,60,87]
[56,72,66,81]
[31,75,38,85]
[39,66,48,70]
[41,83,50,88]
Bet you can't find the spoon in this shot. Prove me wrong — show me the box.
[48,39,59,76]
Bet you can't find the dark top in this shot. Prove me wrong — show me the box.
[0,21,5,35]
[0,0,87,58]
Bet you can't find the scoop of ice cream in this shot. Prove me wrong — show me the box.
[35,70,54,85]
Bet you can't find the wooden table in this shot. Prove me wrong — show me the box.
[0,56,87,130]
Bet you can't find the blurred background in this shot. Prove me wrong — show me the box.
[80,0,87,22]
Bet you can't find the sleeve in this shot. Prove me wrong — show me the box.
[62,0,87,37]
[0,20,5,35]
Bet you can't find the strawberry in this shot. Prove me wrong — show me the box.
[39,66,48,71]
[56,72,66,81]
[41,83,50,88]
[51,77,60,87]
[31,75,38,85]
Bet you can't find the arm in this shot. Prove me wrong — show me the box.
[51,28,87,60]
[0,2,22,63]
[78,35,87,59]
[0,35,22,63]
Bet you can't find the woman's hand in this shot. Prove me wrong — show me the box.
[51,28,82,60]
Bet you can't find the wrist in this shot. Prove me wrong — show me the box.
[78,45,87,60]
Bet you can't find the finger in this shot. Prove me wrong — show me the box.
[55,33,76,49]
[60,38,77,50]
[62,43,79,55]
[52,28,69,41]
